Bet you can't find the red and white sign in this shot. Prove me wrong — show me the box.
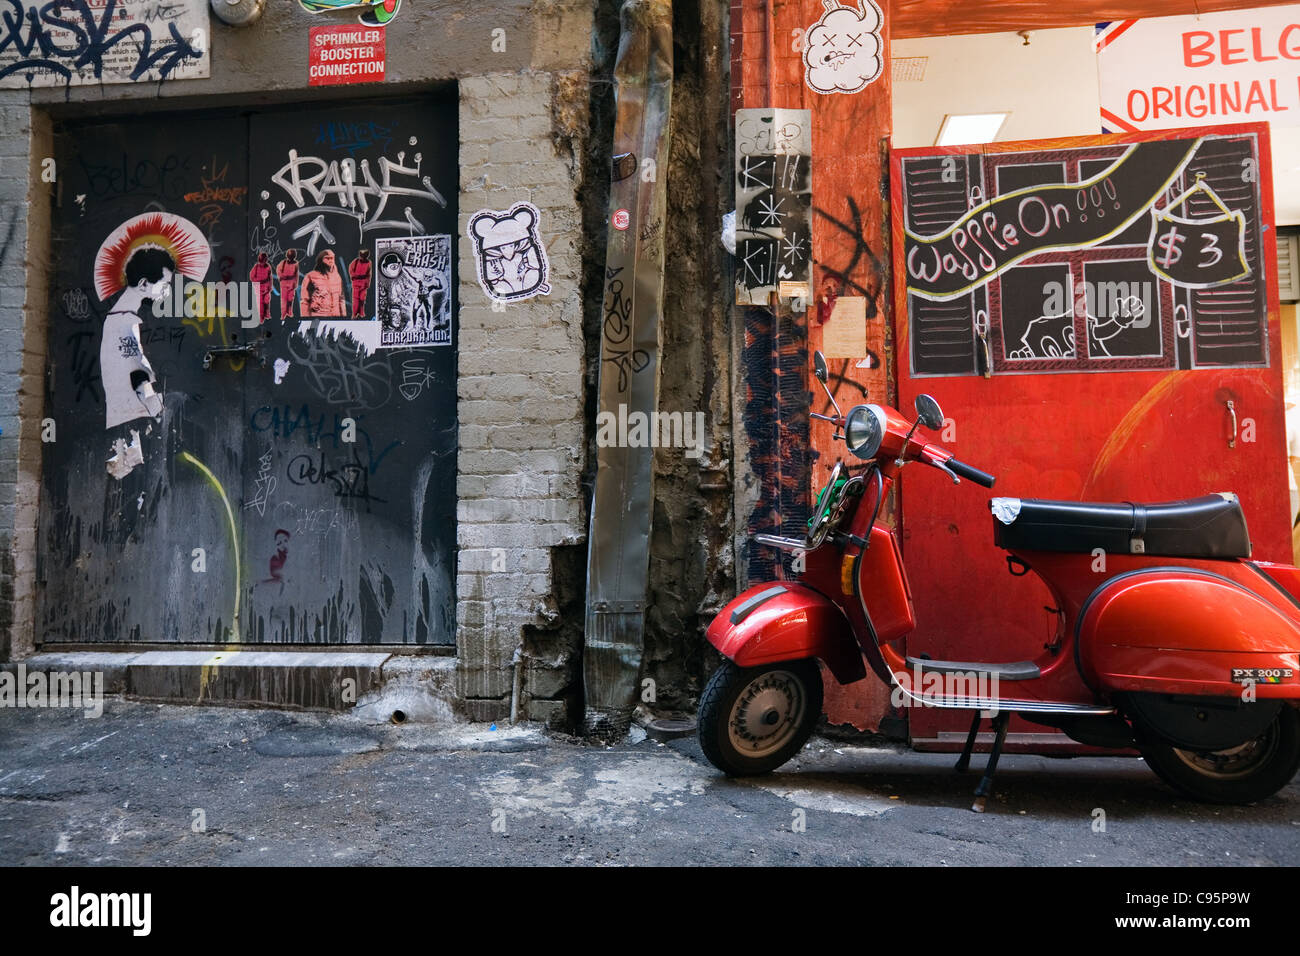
[1098,5,1300,131]
[612,208,630,230]
[308,25,386,87]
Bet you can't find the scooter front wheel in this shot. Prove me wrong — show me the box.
[697,659,823,776]
[1139,706,1300,805]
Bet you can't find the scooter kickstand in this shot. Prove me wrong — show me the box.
[971,711,1011,813]
[954,711,981,774]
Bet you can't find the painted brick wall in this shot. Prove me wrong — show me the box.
[455,72,588,721]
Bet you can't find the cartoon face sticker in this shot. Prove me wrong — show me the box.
[467,202,552,301]
[803,0,884,95]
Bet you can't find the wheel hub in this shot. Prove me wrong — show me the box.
[730,671,806,758]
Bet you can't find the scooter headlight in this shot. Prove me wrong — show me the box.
[845,404,886,460]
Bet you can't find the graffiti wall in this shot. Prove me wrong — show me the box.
[38,95,459,645]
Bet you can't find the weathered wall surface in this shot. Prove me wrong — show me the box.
[643,0,735,712]
[0,2,594,729]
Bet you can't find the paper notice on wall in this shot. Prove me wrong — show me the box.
[0,0,210,88]
[821,296,866,358]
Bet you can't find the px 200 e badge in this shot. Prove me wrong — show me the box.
[299,0,402,26]
[1231,667,1294,684]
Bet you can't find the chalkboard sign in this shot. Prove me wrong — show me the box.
[892,126,1272,377]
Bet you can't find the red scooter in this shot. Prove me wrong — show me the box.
[698,351,1300,808]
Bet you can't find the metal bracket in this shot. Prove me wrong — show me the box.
[202,342,266,370]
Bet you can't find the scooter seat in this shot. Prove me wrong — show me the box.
[989,493,1251,559]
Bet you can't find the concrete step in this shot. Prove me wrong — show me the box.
[1,651,454,715]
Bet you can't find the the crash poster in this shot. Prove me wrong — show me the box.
[375,235,452,347]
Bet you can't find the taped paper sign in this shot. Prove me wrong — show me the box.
[467,202,552,301]
[822,296,867,358]
[803,0,884,95]
[0,0,210,88]
[376,235,453,347]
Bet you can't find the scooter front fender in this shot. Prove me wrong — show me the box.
[706,582,867,685]
[1078,567,1300,697]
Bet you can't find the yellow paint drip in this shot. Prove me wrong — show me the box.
[179,451,241,642]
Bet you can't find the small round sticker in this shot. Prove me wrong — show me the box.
[612,209,630,231]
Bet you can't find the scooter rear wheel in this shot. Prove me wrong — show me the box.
[1140,706,1300,804]
[697,659,823,776]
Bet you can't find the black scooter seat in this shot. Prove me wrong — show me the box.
[990,493,1250,559]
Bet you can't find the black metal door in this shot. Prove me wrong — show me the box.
[38,95,458,646]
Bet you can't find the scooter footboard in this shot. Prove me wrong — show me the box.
[1078,568,1300,698]
[706,583,867,685]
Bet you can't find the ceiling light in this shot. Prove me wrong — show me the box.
[935,112,1009,147]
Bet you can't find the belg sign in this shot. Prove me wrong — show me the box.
[1098,5,1300,131]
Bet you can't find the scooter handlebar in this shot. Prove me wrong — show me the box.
[945,457,996,488]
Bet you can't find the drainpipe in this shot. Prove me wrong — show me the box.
[582,0,674,738]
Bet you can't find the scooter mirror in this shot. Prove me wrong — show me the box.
[813,351,828,384]
[915,394,943,431]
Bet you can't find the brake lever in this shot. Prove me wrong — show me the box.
[933,458,961,485]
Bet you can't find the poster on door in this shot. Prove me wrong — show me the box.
[893,124,1274,378]
[0,0,210,88]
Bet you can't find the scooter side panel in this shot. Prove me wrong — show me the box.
[706,583,868,685]
[1078,569,1300,697]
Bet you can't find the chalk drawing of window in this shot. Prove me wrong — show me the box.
[904,155,984,376]
[994,162,1066,195]
[997,263,1075,362]
[1179,136,1267,368]
[1081,259,1164,360]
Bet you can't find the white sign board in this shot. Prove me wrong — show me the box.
[0,0,210,89]
[1097,5,1300,131]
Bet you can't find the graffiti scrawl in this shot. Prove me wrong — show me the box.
[467,202,551,302]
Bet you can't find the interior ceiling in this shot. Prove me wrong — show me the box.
[894,0,1300,39]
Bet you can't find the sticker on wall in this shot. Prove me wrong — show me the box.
[94,213,210,433]
[299,0,402,26]
[802,0,884,95]
[467,202,552,302]
[375,235,453,347]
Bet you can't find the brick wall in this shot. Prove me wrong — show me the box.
[455,73,588,722]
[0,98,51,661]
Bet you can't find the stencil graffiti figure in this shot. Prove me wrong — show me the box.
[375,235,452,346]
[249,251,273,324]
[93,213,210,434]
[262,528,291,594]
[467,202,551,301]
[300,249,346,317]
[275,249,300,320]
[803,0,885,95]
[349,248,372,318]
